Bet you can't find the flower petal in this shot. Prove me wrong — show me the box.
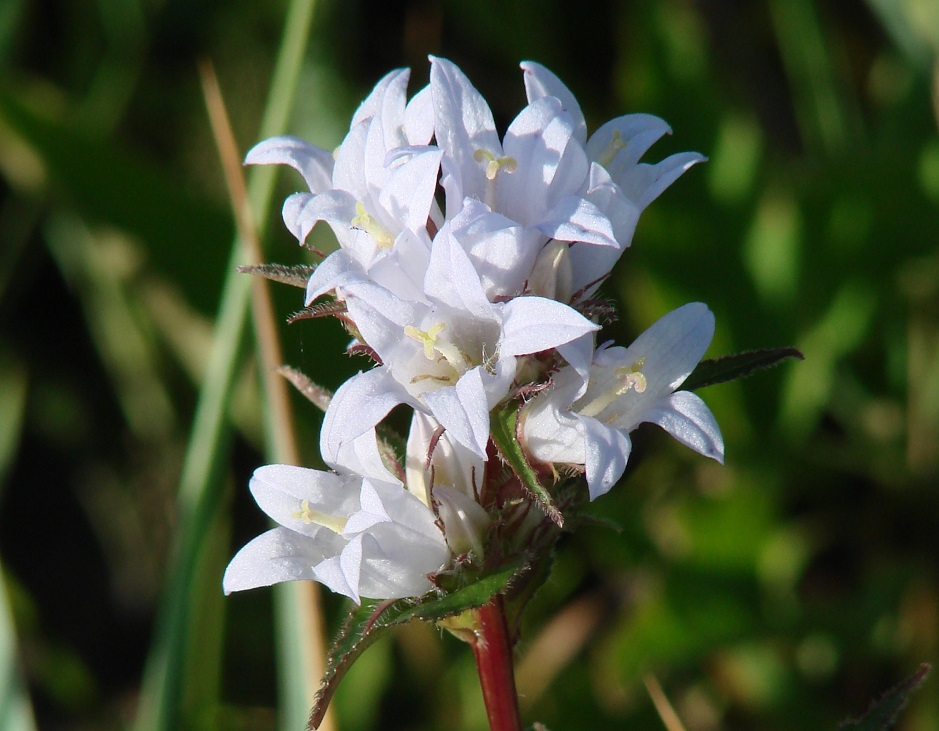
[500,296,598,357]
[422,367,491,457]
[644,390,724,463]
[429,56,501,205]
[244,135,334,193]
[520,61,587,144]
[320,368,411,463]
[223,527,338,594]
[581,415,633,500]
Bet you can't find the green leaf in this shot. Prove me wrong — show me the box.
[490,404,563,527]
[839,663,931,731]
[307,565,521,730]
[680,347,804,391]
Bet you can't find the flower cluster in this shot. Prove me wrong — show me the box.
[224,57,723,604]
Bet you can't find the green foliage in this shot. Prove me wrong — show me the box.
[1,0,937,730]
[681,347,804,391]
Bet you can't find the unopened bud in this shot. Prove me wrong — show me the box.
[529,240,573,302]
[433,485,489,557]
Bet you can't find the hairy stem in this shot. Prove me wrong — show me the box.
[471,595,523,731]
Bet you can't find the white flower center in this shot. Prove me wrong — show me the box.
[402,317,500,393]
[577,357,647,420]
[473,149,518,208]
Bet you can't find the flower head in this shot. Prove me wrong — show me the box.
[522,303,724,499]
[223,464,450,604]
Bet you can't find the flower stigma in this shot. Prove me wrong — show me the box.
[578,357,647,419]
[597,130,627,168]
[351,201,395,249]
[293,499,348,534]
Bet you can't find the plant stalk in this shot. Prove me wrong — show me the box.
[471,595,523,731]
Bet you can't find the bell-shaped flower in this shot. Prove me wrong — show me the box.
[521,303,724,500]
[521,62,705,295]
[429,56,618,253]
[223,464,450,604]
[318,222,600,459]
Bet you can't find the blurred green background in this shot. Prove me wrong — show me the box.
[1,0,938,729]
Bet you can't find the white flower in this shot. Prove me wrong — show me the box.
[318,223,599,458]
[429,57,618,261]
[521,303,724,500]
[521,62,705,296]
[223,464,450,604]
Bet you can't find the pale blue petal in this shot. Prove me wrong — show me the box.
[429,56,501,204]
[223,527,337,594]
[500,296,598,356]
[320,368,409,464]
[536,195,618,247]
[644,390,724,463]
[424,222,493,319]
[244,135,334,193]
[619,302,714,399]
[580,416,633,500]
[379,148,443,232]
[351,68,410,130]
[520,61,587,144]
[619,152,706,209]
[586,114,672,176]
[422,368,490,457]
[248,464,352,536]
[404,84,435,145]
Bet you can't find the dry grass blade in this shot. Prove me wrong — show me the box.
[199,59,335,731]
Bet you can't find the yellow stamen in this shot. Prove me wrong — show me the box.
[351,201,395,249]
[405,322,448,359]
[473,149,518,181]
[578,357,647,418]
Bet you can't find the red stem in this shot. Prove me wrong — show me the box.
[471,595,523,731]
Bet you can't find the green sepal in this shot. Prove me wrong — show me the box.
[490,404,564,527]
[681,347,804,391]
[306,565,522,730]
[839,663,931,730]
[237,262,316,288]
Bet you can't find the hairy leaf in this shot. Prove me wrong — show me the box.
[237,263,315,288]
[278,365,332,411]
[490,405,563,527]
[681,347,804,391]
[839,663,931,730]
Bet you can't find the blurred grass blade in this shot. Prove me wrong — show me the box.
[0,85,233,315]
[768,0,855,154]
[0,356,27,494]
[133,1,319,730]
[0,560,38,731]
[199,20,332,727]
